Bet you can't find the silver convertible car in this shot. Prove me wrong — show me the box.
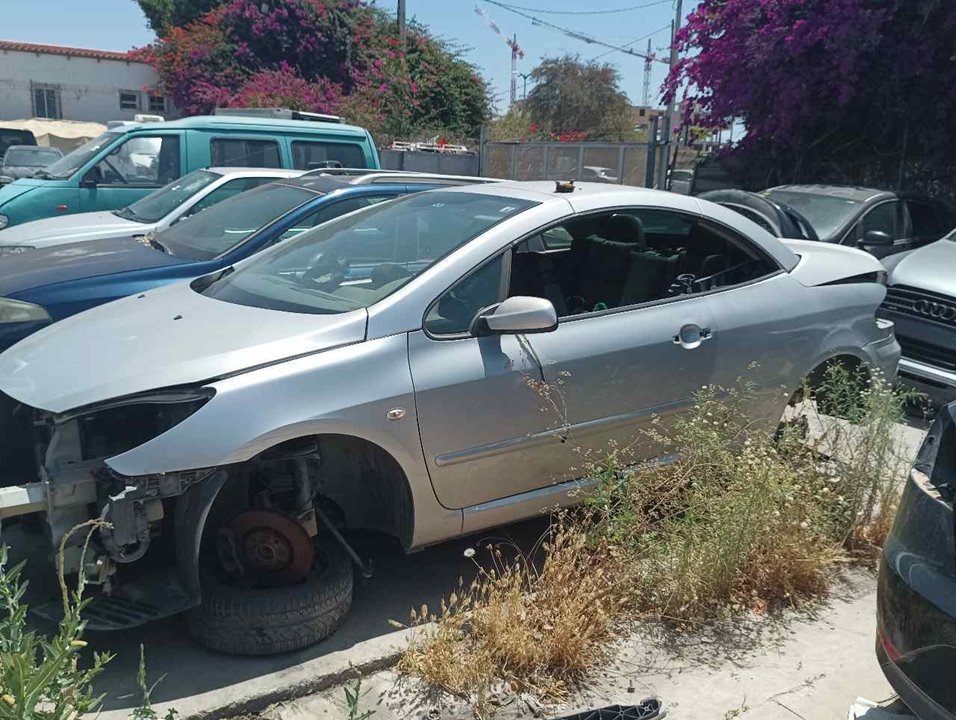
[0,181,899,654]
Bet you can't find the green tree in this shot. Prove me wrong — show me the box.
[135,0,226,35]
[524,55,635,140]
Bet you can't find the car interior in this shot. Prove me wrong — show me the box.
[509,209,776,316]
[425,208,779,336]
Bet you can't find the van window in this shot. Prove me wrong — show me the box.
[93,135,181,186]
[211,139,281,168]
[292,141,367,170]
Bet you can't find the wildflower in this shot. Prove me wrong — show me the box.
[463,548,476,558]
[2,695,14,707]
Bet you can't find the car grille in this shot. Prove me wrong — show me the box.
[883,286,956,329]
[898,336,956,372]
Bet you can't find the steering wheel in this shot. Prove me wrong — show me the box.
[302,254,350,287]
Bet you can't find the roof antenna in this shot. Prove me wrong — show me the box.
[555,180,575,193]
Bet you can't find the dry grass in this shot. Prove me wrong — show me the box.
[398,525,624,716]
[399,369,917,717]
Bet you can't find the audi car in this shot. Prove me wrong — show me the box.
[879,234,956,405]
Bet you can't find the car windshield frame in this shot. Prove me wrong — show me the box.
[3,147,61,167]
[762,189,862,240]
[38,131,123,180]
[154,182,317,260]
[199,190,539,316]
[116,169,223,224]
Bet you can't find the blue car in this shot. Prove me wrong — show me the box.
[0,172,481,351]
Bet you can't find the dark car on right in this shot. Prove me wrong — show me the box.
[877,401,956,720]
[761,185,956,259]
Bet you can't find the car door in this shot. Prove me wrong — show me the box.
[80,133,183,212]
[409,252,577,510]
[847,200,904,258]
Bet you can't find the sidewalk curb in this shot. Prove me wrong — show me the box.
[99,626,425,720]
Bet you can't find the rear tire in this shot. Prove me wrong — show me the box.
[186,537,353,655]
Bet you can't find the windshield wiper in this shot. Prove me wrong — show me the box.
[117,207,151,223]
[31,169,53,179]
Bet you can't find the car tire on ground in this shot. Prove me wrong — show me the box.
[185,537,353,656]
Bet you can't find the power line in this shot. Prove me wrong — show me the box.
[489,0,672,16]
[481,0,669,63]
[591,22,671,60]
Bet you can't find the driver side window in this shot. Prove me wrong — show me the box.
[425,255,505,336]
[93,135,181,186]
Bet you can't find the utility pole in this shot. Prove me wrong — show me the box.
[397,0,406,48]
[519,72,532,101]
[658,0,683,189]
[510,34,519,106]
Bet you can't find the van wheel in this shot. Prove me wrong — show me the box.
[186,537,353,655]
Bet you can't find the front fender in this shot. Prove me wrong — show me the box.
[106,333,462,548]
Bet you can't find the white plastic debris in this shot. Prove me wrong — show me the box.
[848,697,917,720]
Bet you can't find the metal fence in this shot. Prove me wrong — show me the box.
[379,148,479,176]
[480,141,663,186]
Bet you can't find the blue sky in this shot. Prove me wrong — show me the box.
[1,0,691,112]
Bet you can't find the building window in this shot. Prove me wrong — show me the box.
[32,84,61,119]
[119,91,140,111]
[148,95,167,113]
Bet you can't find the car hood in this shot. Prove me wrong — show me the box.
[0,211,143,247]
[0,236,187,296]
[0,281,369,413]
[0,179,40,207]
[888,240,956,297]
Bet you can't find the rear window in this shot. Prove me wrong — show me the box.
[292,141,367,170]
[211,138,281,168]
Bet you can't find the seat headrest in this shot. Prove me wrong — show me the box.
[604,214,646,248]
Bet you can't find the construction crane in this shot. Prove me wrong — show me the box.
[642,38,654,107]
[475,4,525,106]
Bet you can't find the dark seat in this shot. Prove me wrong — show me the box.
[565,214,648,313]
[622,248,685,305]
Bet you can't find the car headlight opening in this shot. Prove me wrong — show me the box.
[0,297,50,324]
[0,215,9,230]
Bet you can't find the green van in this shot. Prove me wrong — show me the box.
[0,113,379,230]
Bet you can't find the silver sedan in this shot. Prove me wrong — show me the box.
[0,181,900,654]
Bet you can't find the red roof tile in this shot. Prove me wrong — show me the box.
[0,40,139,63]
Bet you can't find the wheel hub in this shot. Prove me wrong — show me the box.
[228,509,314,586]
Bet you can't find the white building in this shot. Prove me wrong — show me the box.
[0,40,175,125]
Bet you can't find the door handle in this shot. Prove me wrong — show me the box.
[673,324,712,350]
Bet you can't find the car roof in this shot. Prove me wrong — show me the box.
[205,167,305,179]
[428,179,661,203]
[117,115,370,139]
[766,184,894,203]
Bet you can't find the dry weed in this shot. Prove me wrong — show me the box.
[399,368,917,716]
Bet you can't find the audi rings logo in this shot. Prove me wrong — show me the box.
[914,299,956,322]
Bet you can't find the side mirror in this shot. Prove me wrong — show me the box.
[861,230,893,248]
[470,296,558,337]
[80,166,101,189]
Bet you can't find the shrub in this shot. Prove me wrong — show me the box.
[400,369,915,715]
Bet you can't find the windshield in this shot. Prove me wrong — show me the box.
[762,190,861,239]
[156,182,315,260]
[4,147,61,167]
[39,131,122,179]
[200,191,537,315]
[117,170,222,224]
